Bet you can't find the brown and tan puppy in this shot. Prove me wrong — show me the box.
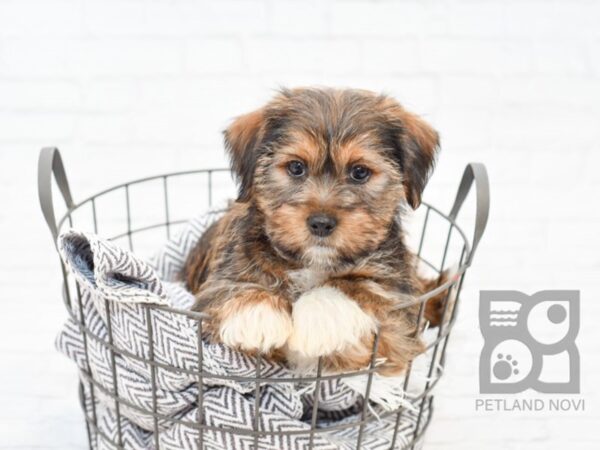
[183,87,445,375]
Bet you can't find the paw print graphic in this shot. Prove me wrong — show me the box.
[493,354,519,380]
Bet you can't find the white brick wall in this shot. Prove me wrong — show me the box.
[1,0,599,448]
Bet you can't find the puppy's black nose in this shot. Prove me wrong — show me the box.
[307,213,337,237]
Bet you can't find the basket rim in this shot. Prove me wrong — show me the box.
[55,167,472,318]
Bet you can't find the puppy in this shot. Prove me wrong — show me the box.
[183,87,446,375]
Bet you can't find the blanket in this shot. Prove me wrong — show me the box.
[55,212,432,450]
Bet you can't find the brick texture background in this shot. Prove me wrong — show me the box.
[0,0,599,448]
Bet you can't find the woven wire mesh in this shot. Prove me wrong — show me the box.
[48,163,474,450]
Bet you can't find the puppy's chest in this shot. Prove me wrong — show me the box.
[287,268,329,296]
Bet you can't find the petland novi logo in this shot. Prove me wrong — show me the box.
[476,290,584,413]
[480,290,579,394]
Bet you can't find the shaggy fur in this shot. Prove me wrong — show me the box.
[183,87,446,375]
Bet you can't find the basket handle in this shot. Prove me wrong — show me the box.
[38,147,74,243]
[448,162,490,265]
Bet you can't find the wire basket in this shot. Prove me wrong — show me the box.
[38,147,489,450]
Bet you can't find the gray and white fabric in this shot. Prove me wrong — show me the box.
[55,210,430,449]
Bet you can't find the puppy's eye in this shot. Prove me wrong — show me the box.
[287,160,307,178]
[349,165,371,183]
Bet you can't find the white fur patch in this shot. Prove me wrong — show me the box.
[287,268,327,291]
[302,246,337,268]
[287,286,376,359]
[219,303,293,353]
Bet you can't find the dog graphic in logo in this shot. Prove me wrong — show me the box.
[479,290,579,394]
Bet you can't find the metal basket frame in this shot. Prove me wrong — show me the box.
[38,147,489,450]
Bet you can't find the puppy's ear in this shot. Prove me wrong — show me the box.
[386,105,440,209]
[223,108,266,202]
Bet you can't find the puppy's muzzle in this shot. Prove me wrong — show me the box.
[307,213,337,237]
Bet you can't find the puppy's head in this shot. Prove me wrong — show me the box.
[224,87,439,268]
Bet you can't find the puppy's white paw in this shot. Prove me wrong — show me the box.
[287,286,376,359]
[219,303,293,353]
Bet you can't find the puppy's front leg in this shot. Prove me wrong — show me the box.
[287,286,377,361]
[324,279,424,375]
[287,280,423,374]
[201,287,293,354]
